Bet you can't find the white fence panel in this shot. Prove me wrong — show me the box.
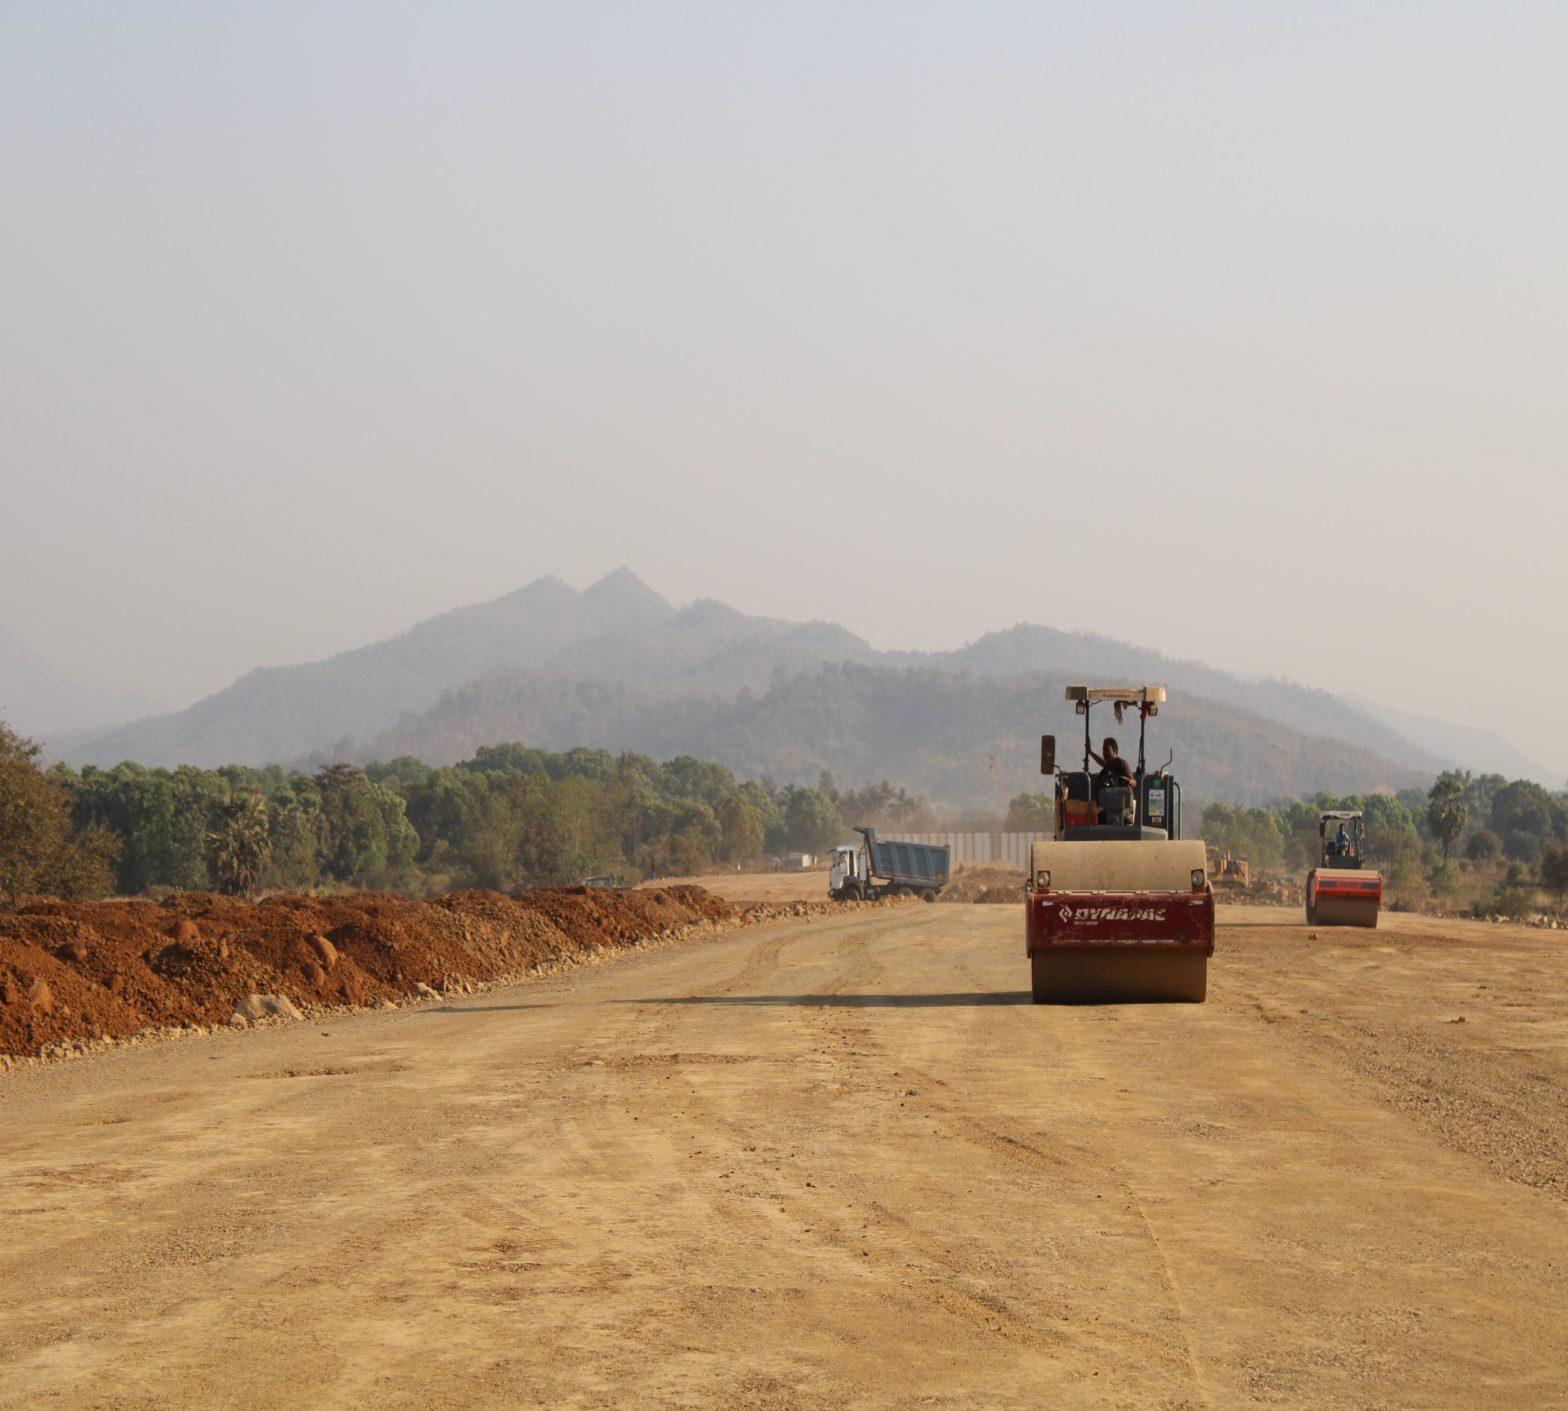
[885,832,1051,869]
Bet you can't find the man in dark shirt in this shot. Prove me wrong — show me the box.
[1088,737,1135,791]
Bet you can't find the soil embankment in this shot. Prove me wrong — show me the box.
[0,886,756,1061]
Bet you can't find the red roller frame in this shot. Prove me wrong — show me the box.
[1026,891,1215,956]
[1312,873,1383,903]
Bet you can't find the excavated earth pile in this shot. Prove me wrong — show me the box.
[0,886,738,1060]
[939,863,1027,904]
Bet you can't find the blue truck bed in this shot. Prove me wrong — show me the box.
[859,828,950,889]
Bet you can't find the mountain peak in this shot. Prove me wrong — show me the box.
[519,574,577,597]
[580,569,676,629]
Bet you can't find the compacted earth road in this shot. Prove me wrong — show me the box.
[2,902,1565,1410]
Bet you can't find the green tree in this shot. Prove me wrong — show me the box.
[1427,857,1461,896]
[206,791,272,898]
[558,747,619,783]
[1200,803,1286,871]
[1464,828,1501,862]
[403,767,490,866]
[783,787,843,854]
[263,776,323,890]
[839,779,938,832]
[663,756,737,804]
[716,792,765,863]
[315,763,419,885]
[1426,771,1469,861]
[1361,795,1421,873]
[660,799,722,876]
[738,780,787,852]
[1489,780,1556,862]
[1462,774,1507,834]
[0,723,118,902]
[71,761,221,892]
[1540,844,1568,912]
[1006,792,1055,831]
[1278,801,1326,872]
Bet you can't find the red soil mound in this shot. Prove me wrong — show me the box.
[0,886,737,1059]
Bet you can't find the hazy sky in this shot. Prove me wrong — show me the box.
[3,4,1565,762]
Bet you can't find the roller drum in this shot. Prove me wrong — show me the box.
[1311,894,1380,928]
[1030,947,1208,1004]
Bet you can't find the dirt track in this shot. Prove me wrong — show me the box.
[3,904,1566,1409]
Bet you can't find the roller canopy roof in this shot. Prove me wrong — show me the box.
[1063,685,1167,705]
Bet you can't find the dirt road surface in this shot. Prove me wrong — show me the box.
[3,904,1566,1410]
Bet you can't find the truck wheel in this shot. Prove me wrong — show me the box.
[920,889,937,903]
[844,881,864,902]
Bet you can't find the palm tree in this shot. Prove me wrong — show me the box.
[207,791,272,898]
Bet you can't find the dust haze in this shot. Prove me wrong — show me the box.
[2,4,1565,762]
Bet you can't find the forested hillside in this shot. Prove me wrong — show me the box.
[364,663,1429,807]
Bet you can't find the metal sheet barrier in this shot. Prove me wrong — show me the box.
[883,832,1051,869]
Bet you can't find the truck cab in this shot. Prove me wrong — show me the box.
[828,845,863,898]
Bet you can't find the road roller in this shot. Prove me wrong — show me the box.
[1305,810,1382,927]
[1025,686,1214,1003]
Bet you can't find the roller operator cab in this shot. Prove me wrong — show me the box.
[1026,685,1214,1003]
[1304,810,1382,927]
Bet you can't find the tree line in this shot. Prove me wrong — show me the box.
[1005,768,1568,908]
[0,721,935,901]
[1195,772,1568,875]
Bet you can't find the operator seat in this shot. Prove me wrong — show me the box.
[1060,771,1094,829]
[1097,785,1137,827]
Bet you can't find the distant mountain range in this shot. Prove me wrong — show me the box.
[1343,694,1559,790]
[0,628,166,741]
[362,660,1429,807]
[30,570,1558,805]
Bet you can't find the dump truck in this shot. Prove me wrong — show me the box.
[1025,685,1214,1003]
[1305,809,1382,927]
[829,827,950,902]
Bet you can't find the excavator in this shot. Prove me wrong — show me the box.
[1026,686,1214,1003]
[1304,810,1382,927]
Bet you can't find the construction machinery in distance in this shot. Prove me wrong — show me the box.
[1026,685,1214,1003]
[1305,810,1382,927]
[829,827,950,903]
[1205,846,1251,894]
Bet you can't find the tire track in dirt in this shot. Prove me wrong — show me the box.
[638,910,1209,1395]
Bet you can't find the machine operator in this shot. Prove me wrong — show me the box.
[1088,737,1135,793]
